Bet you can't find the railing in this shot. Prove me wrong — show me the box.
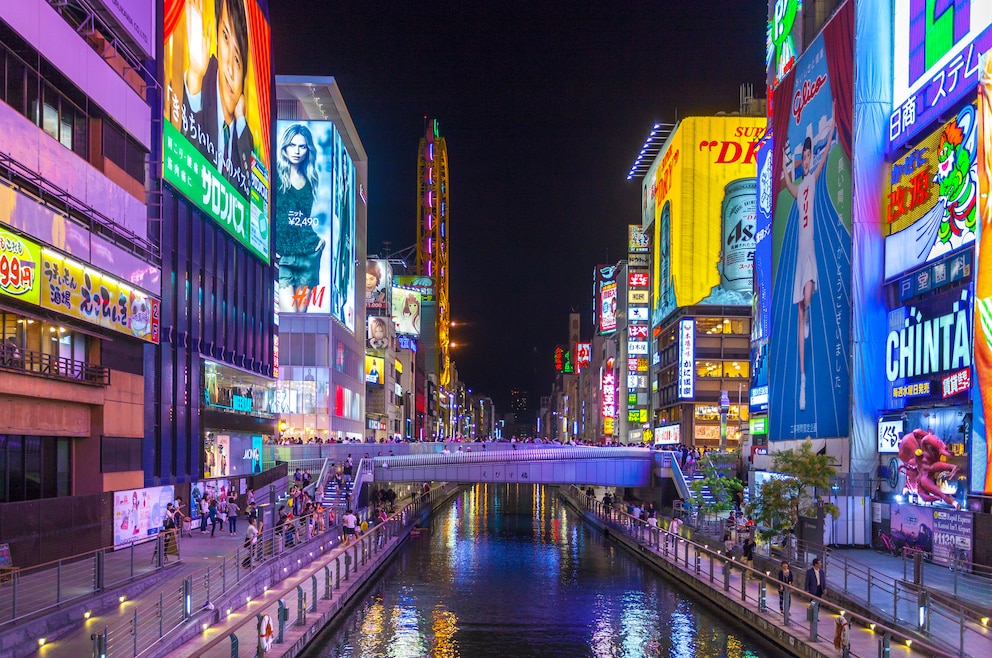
[372,446,654,469]
[660,451,692,501]
[565,486,987,658]
[0,346,110,385]
[0,532,178,626]
[91,508,340,658]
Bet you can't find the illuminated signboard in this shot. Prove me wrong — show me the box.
[749,417,768,435]
[877,416,904,454]
[890,1,992,150]
[885,287,972,407]
[392,275,434,301]
[655,424,680,445]
[602,368,616,419]
[275,119,356,329]
[163,0,271,263]
[628,289,649,305]
[629,253,650,267]
[628,224,650,253]
[397,335,417,352]
[629,324,649,340]
[627,409,648,423]
[628,307,648,322]
[554,346,573,373]
[0,226,41,306]
[604,417,614,436]
[367,316,389,350]
[629,272,649,287]
[575,342,592,370]
[113,485,174,549]
[677,318,695,399]
[627,340,649,355]
[364,355,384,385]
[751,130,773,415]
[975,53,992,495]
[627,374,647,389]
[391,288,422,337]
[600,281,618,334]
[366,259,392,310]
[885,104,977,280]
[767,0,802,91]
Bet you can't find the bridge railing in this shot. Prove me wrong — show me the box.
[371,446,654,470]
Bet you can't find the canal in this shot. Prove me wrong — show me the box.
[304,484,780,657]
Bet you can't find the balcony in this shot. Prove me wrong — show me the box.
[0,347,110,386]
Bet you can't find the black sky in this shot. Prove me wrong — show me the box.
[270,1,767,413]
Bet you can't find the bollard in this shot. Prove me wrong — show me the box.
[277,599,288,643]
[310,575,318,612]
[783,590,791,626]
[758,580,766,612]
[183,577,192,618]
[228,633,238,658]
[878,633,890,658]
[91,630,107,657]
[741,569,747,601]
[694,553,701,575]
[809,601,819,641]
[917,589,929,632]
[323,565,332,599]
[723,561,731,592]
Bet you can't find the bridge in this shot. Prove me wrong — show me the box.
[360,447,688,490]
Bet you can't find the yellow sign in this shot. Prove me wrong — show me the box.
[0,226,41,305]
[604,417,614,435]
[653,117,765,319]
[628,289,649,304]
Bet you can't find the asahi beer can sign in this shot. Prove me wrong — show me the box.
[721,178,757,292]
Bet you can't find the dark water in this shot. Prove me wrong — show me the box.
[304,485,777,657]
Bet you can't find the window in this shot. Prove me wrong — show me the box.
[0,434,72,502]
[101,436,143,473]
[102,120,145,181]
[696,361,723,378]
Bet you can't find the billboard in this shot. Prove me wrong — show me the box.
[677,318,695,399]
[366,259,392,311]
[890,503,972,566]
[652,117,764,324]
[601,369,616,419]
[163,0,271,263]
[972,50,992,494]
[113,485,175,549]
[0,227,160,343]
[575,342,592,370]
[364,355,384,385]
[628,225,650,253]
[890,407,970,510]
[767,0,803,91]
[890,1,992,150]
[393,275,434,302]
[768,2,852,441]
[751,129,774,414]
[274,119,356,329]
[596,265,618,334]
[367,315,390,350]
[884,286,973,408]
[392,288,422,337]
[884,104,978,281]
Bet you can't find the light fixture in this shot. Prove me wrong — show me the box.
[37,638,46,646]
[84,611,92,619]
[906,640,913,647]
[119,596,126,603]
[869,623,876,631]
[982,617,990,626]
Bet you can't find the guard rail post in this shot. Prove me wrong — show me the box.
[741,566,747,601]
[96,550,105,592]
[878,632,890,658]
[310,574,318,612]
[758,580,767,612]
[783,589,791,626]
[296,585,306,626]
[323,565,332,599]
[228,633,238,657]
[809,601,819,641]
[277,599,287,643]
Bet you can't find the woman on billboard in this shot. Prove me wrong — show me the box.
[275,123,323,312]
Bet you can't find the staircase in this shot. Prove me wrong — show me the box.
[322,479,354,509]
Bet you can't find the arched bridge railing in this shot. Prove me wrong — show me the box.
[371,446,654,468]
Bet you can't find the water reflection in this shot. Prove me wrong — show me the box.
[306,484,773,657]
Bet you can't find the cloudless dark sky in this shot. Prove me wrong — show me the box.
[270,1,767,413]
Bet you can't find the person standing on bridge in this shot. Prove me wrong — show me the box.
[777,560,794,612]
[805,557,824,598]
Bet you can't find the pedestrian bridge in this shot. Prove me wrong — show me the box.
[363,447,683,489]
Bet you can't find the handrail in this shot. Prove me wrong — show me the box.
[373,447,653,469]
[0,346,110,386]
[661,451,692,501]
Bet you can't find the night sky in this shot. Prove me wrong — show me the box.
[270,1,767,413]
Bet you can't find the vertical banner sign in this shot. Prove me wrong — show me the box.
[972,51,992,494]
[597,264,618,334]
[678,318,695,399]
[751,129,773,413]
[767,0,803,92]
[163,0,272,264]
[769,2,852,440]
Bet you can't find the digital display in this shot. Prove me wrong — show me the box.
[391,288,422,337]
[366,259,392,310]
[163,0,271,263]
[364,355,384,385]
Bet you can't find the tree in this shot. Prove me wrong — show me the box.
[747,440,840,539]
[688,450,744,520]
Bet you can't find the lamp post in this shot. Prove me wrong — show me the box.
[719,390,731,451]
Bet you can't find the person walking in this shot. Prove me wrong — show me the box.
[242,518,259,568]
[805,557,824,598]
[227,498,240,535]
[777,560,794,612]
[208,497,220,538]
[742,536,755,565]
[342,509,357,545]
[199,496,210,533]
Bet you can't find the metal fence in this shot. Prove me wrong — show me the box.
[0,532,176,625]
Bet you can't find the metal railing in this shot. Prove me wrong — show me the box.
[371,446,654,469]
[564,486,987,658]
[0,346,110,385]
[0,532,177,626]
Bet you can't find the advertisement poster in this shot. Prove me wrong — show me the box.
[972,51,992,494]
[365,259,391,311]
[367,315,389,350]
[274,120,356,329]
[392,287,422,337]
[890,503,972,567]
[884,104,978,281]
[769,2,852,441]
[751,130,773,413]
[163,0,271,263]
[365,355,384,385]
[189,478,234,520]
[113,485,175,549]
[652,116,764,325]
[891,407,970,509]
[595,264,617,334]
[767,0,803,91]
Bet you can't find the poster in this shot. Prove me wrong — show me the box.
[113,485,175,549]
[890,503,972,567]
[973,51,992,494]
[769,2,852,441]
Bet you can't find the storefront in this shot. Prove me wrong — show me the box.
[203,360,275,478]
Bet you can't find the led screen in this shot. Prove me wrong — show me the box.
[392,288,422,337]
[366,259,391,311]
[365,355,384,385]
[163,0,271,263]
[274,119,356,331]
[367,315,390,350]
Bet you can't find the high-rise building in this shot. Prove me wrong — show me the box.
[0,0,161,565]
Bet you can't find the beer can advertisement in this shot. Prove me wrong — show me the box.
[163,0,272,263]
[652,116,764,325]
[274,119,356,331]
[113,485,175,549]
[768,2,852,441]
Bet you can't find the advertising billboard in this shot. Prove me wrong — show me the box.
[677,318,695,399]
[113,485,175,549]
[163,0,271,263]
[601,369,616,419]
[596,265,618,334]
[885,286,973,408]
[891,406,970,509]
[628,225,650,253]
[575,342,592,370]
[890,503,972,567]
[365,259,392,311]
[890,1,992,150]
[884,104,978,281]
[274,119,356,328]
[652,117,764,324]
[392,275,434,302]
[367,315,390,350]
[365,355,384,385]
[768,2,852,441]
[391,288,422,337]
[751,130,774,414]
[972,51,992,494]
[767,0,803,91]
[0,227,161,343]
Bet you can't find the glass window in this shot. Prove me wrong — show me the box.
[696,361,723,378]
[696,318,726,335]
[725,361,749,378]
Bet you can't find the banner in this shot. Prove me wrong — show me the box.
[890,503,972,567]
[751,129,773,413]
[392,288,422,337]
[113,486,175,549]
[365,259,392,310]
[163,0,272,263]
[769,3,853,440]
[972,50,992,494]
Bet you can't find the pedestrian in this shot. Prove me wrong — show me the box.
[247,488,255,506]
[833,614,851,653]
[805,557,824,598]
[742,536,755,564]
[723,531,735,555]
[208,497,219,537]
[199,496,209,533]
[342,509,357,545]
[777,560,794,612]
[242,518,258,568]
[227,498,240,535]
[669,516,681,538]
